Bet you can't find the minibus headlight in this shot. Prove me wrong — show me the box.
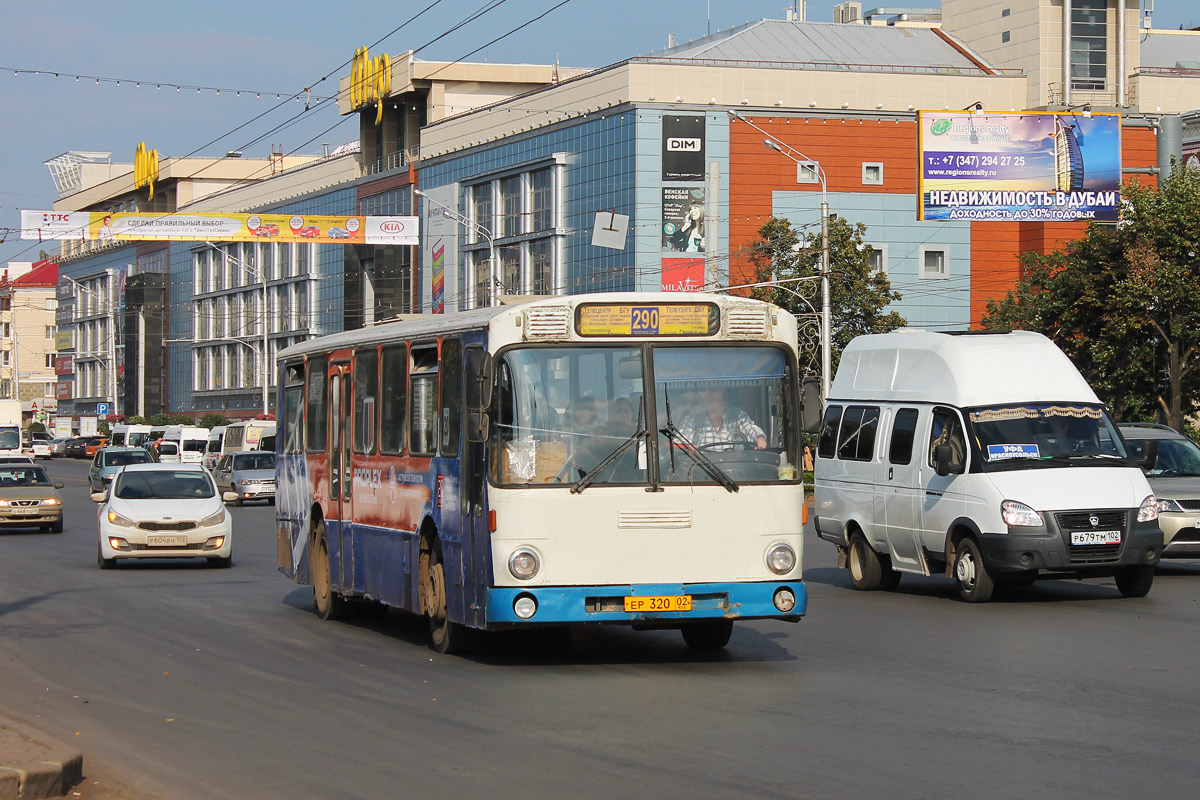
[1001,500,1043,528]
[766,543,797,575]
[508,548,540,580]
[1157,498,1184,514]
[1138,495,1160,523]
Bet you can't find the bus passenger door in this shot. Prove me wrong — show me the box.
[329,364,353,589]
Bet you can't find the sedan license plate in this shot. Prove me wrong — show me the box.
[624,595,692,613]
[146,534,187,547]
[1070,530,1122,546]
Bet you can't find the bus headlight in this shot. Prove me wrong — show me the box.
[766,543,796,575]
[508,548,540,580]
[513,594,538,619]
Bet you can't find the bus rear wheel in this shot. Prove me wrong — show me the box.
[681,620,734,651]
[313,523,348,620]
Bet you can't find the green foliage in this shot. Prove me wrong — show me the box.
[126,416,147,425]
[98,421,110,435]
[28,422,46,433]
[199,413,230,430]
[982,165,1200,430]
[149,413,196,426]
[748,216,906,382]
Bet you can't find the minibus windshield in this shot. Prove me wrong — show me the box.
[966,403,1132,471]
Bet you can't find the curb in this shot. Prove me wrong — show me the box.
[0,719,82,800]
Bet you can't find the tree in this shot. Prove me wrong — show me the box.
[982,165,1200,429]
[199,413,230,429]
[748,216,906,380]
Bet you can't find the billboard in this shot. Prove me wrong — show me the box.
[662,115,706,181]
[918,111,1122,222]
[662,187,706,252]
[661,258,705,292]
[22,210,418,246]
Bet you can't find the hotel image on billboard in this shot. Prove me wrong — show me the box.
[919,111,1122,222]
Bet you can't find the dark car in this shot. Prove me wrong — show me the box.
[65,438,89,459]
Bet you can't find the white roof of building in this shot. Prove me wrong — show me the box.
[1139,31,1200,70]
[644,19,994,75]
[830,329,1100,407]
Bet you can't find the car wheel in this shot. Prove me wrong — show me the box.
[50,520,63,534]
[1115,564,1154,598]
[312,521,348,620]
[680,619,734,650]
[97,542,116,569]
[847,531,885,591]
[208,555,233,569]
[953,538,995,603]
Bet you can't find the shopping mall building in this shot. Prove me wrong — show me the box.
[40,0,1200,421]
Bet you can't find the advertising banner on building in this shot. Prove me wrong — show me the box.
[54,356,73,376]
[662,115,706,181]
[420,184,459,314]
[21,210,419,245]
[661,257,705,292]
[918,111,1122,222]
[55,329,75,352]
[662,187,706,252]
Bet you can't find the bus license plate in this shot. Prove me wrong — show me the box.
[147,535,187,547]
[1070,530,1121,546]
[624,595,692,613]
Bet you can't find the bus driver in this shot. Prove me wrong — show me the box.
[679,386,768,450]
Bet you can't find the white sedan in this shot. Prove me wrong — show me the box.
[93,463,232,568]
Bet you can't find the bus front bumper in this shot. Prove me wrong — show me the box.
[486,580,806,626]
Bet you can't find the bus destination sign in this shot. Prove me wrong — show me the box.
[576,303,719,337]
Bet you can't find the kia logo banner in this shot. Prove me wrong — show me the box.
[663,115,706,181]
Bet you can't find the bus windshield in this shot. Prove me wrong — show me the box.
[492,344,796,487]
[966,403,1132,471]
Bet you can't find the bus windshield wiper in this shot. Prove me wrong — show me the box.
[570,428,647,494]
[659,387,739,492]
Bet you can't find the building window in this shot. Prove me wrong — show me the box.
[867,243,888,276]
[0,323,9,339]
[45,353,55,368]
[1001,8,1010,17]
[920,247,949,279]
[796,161,821,184]
[471,184,493,245]
[1071,0,1107,91]
[1001,30,1011,43]
[500,175,523,237]
[862,162,884,185]
[531,168,553,231]
[45,325,56,340]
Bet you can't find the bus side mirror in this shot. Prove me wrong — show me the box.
[800,376,822,434]
[464,349,494,410]
[466,410,490,443]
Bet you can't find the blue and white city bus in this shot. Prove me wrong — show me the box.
[275,292,808,653]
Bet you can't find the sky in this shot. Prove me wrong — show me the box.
[0,0,1195,268]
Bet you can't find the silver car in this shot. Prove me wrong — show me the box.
[212,451,276,505]
[1119,423,1200,558]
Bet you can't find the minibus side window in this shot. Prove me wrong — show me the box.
[817,406,842,459]
[838,405,880,461]
[929,407,966,470]
[889,408,920,465]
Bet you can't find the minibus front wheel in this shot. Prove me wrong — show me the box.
[848,532,898,591]
[953,538,995,603]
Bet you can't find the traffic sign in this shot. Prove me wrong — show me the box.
[97,402,109,415]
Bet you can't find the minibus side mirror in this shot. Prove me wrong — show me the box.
[800,376,822,434]
[934,444,965,477]
[1138,439,1158,470]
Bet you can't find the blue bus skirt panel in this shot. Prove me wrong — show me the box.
[485,581,807,626]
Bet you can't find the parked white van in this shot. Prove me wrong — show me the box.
[813,329,1162,602]
[202,426,226,470]
[162,426,209,464]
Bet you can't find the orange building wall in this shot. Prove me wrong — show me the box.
[728,116,917,288]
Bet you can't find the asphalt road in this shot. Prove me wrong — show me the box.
[1,457,1198,800]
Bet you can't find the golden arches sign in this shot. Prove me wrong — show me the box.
[133,142,159,201]
[351,46,391,126]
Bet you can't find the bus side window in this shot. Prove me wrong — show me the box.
[439,338,462,456]
[306,356,327,453]
[354,347,378,455]
[284,361,305,454]
[380,345,407,455]
[410,347,438,456]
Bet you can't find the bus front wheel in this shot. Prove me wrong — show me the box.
[681,619,734,651]
[313,522,348,620]
[420,538,472,655]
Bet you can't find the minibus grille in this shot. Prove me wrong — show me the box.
[1056,510,1126,562]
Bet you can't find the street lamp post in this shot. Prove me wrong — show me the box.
[202,243,270,418]
[729,110,832,398]
[414,188,498,307]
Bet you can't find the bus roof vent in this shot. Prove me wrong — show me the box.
[524,305,573,340]
[725,305,770,338]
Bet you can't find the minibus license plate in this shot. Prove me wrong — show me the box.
[1070,530,1121,546]
[624,595,692,612]
[147,535,187,547]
